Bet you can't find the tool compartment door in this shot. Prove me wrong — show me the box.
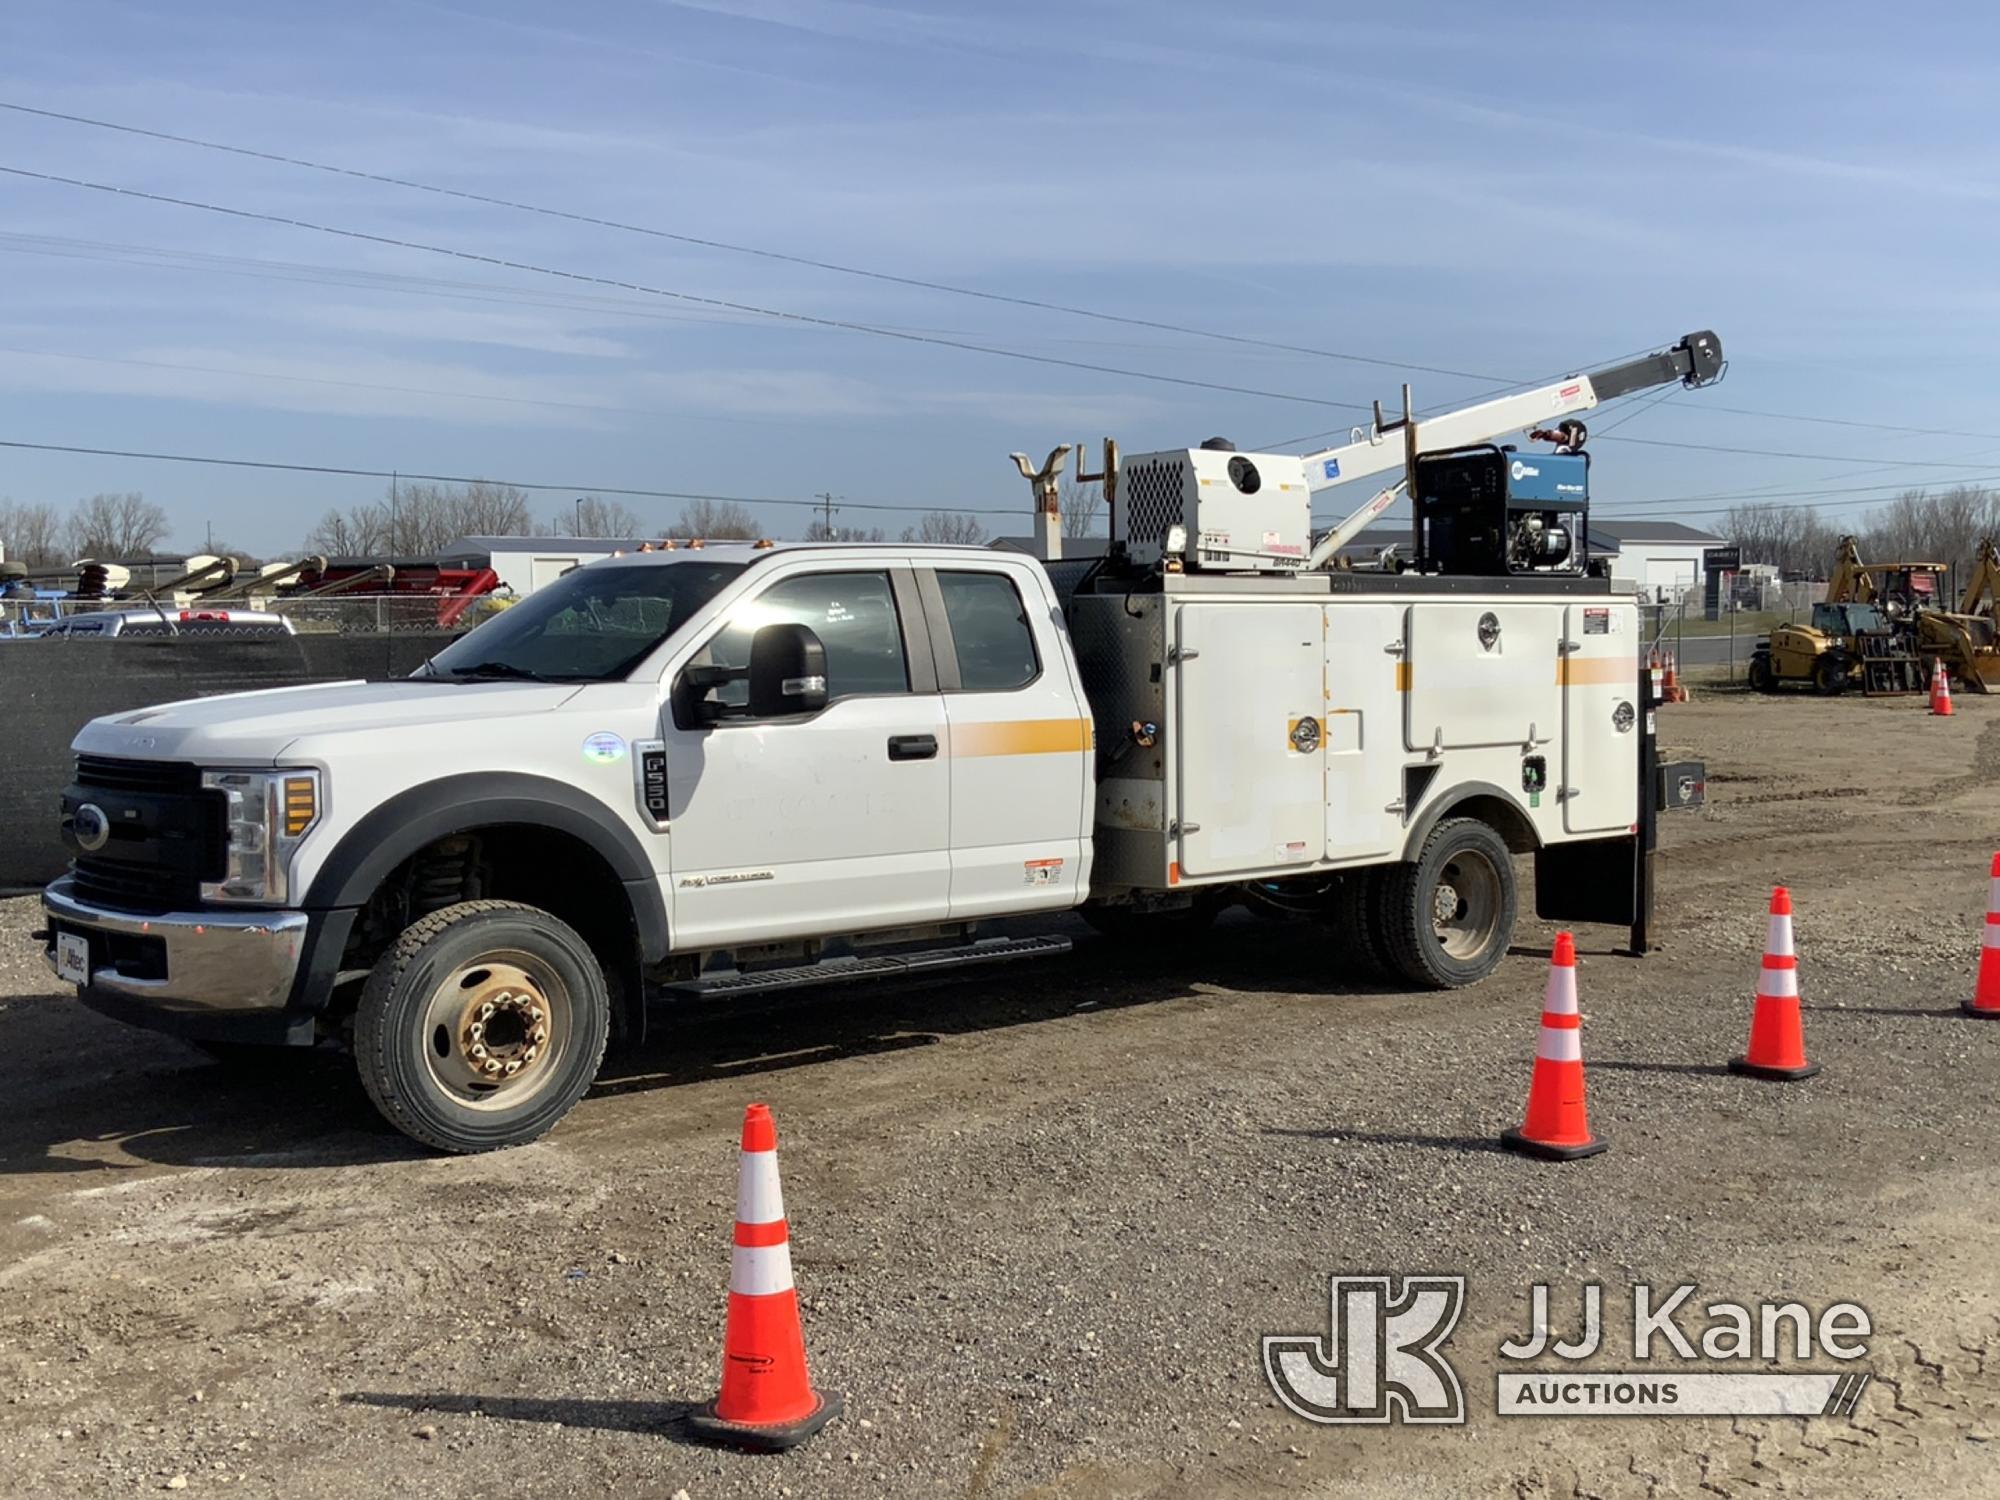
[1172,603,1325,876]
[1560,603,1640,834]
[1405,603,1561,750]
[1324,602,1403,862]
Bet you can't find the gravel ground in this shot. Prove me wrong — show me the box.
[2,689,1998,1498]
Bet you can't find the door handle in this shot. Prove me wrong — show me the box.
[887,734,939,761]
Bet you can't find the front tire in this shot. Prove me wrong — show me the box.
[1812,651,1849,695]
[353,900,611,1154]
[1748,652,1778,693]
[1374,819,1518,989]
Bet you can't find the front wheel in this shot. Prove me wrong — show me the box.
[353,900,611,1154]
[1812,652,1849,696]
[1748,653,1778,693]
[1374,819,1518,989]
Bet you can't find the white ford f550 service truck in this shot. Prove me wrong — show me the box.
[38,332,1720,1152]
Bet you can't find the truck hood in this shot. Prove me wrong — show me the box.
[73,678,583,764]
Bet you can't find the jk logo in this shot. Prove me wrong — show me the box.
[1263,1275,1467,1425]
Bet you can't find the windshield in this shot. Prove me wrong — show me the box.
[425,560,747,682]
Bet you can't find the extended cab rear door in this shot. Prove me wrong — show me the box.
[918,561,1091,917]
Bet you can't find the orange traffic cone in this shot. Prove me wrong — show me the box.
[1729,887,1821,1081]
[1662,651,1687,704]
[1501,933,1607,1161]
[688,1104,841,1452]
[1930,659,1955,716]
[1966,853,2000,1019]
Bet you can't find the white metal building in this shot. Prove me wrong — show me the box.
[442,536,647,596]
[1590,521,1725,603]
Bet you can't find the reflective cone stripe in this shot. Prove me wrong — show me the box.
[1503,933,1605,1159]
[1932,660,1955,716]
[1733,887,1819,1079]
[1970,854,2000,1016]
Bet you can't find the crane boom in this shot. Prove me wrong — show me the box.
[1302,331,1724,496]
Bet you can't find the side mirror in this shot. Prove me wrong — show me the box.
[748,622,828,717]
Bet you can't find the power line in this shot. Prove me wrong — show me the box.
[30,100,2000,455]
[0,161,1389,415]
[0,437,1022,517]
[0,98,1517,387]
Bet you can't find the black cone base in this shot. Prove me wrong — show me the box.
[1500,1127,1608,1162]
[686,1390,842,1453]
[1963,1002,2000,1020]
[1728,1055,1821,1082]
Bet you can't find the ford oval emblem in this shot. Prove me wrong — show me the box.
[73,803,111,853]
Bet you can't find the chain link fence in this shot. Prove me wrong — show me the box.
[2,593,507,637]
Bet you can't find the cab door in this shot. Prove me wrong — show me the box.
[663,563,951,948]
[921,563,1091,917]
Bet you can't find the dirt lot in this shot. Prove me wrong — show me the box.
[3,689,1998,1499]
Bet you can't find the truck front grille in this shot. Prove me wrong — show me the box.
[67,756,225,913]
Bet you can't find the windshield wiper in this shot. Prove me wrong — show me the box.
[448,660,568,682]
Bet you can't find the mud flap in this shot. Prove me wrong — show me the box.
[1535,836,1646,933]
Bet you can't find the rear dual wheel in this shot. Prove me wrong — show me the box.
[1373,819,1518,990]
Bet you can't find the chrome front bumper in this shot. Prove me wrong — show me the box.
[41,876,310,1015]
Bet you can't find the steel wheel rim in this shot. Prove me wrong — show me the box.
[419,950,572,1111]
[1431,850,1502,962]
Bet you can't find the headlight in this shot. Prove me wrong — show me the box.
[200,769,323,904]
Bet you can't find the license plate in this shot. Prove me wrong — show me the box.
[55,931,90,987]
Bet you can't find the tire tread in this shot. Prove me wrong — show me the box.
[353,900,611,1154]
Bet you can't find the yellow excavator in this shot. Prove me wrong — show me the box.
[1750,536,1997,694]
[1964,537,2000,632]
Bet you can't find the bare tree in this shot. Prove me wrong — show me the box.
[672,499,761,539]
[0,500,67,568]
[900,511,988,545]
[569,495,649,538]
[1059,471,1103,538]
[65,492,170,558]
[304,503,390,556]
[304,482,536,556]
[804,520,886,542]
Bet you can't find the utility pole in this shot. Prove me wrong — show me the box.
[815,491,840,538]
[575,497,586,537]
[390,470,400,556]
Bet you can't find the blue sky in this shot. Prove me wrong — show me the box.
[4,1,2000,554]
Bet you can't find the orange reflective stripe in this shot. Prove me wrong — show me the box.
[735,1218,789,1248]
[952,719,1091,757]
[1556,657,1639,686]
[1540,1012,1581,1030]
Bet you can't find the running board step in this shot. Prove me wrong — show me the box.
[663,934,1072,999]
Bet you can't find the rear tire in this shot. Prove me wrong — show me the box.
[1748,653,1779,693]
[1375,819,1518,989]
[353,900,611,1154]
[1321,868,1393,980]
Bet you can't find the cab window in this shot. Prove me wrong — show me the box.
[700,570,909,707]
[937,570,1039,692]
